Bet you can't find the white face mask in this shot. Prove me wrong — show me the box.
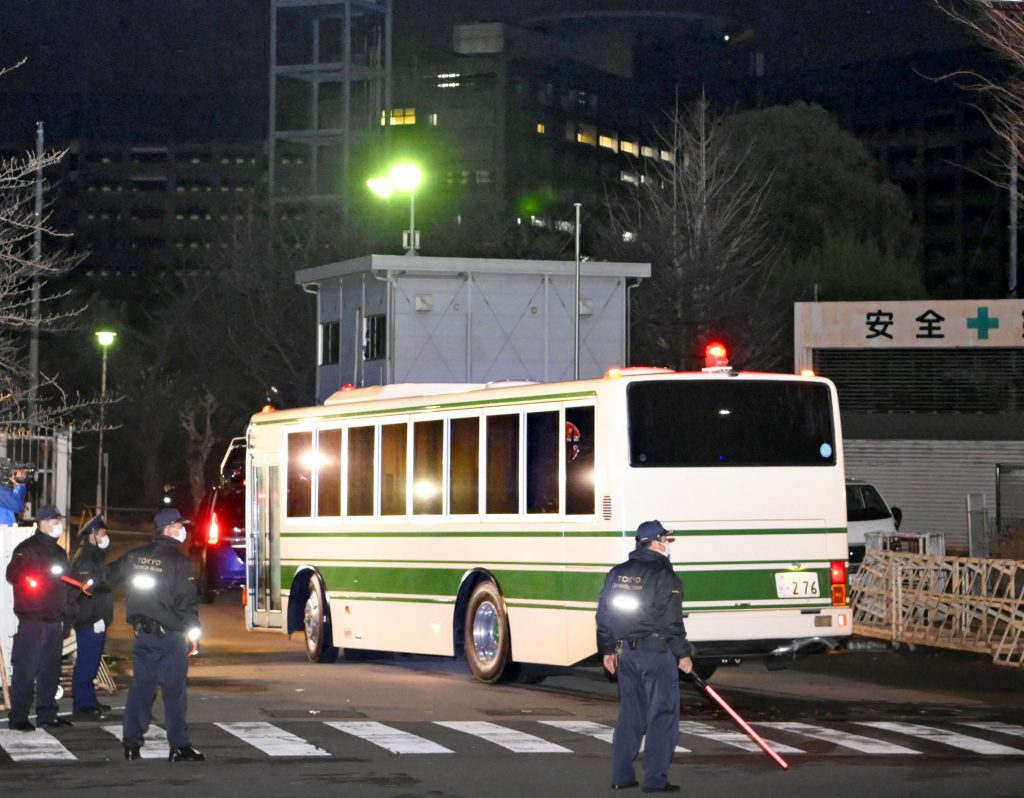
[48,523,64,539]
[168,528,187,544]
[97,536,110,550]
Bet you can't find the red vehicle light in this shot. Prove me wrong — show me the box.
[207,512,220,545]
[24,576,39,591]
[704,342,729,369]
[830,560,847,585]
[831,584,847,606]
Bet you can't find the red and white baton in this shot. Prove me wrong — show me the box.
[690,672,790,770]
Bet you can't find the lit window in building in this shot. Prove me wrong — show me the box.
[620,171,639,185]
[660,149,674,162]
[576,124,597,146]
[536,122,546,135]
[555,220,574,233]
[475,170,491,185]
[530,216,547,229]
[621,231,635,243]
[599,134,619,152]
[428,113,439,126]
[621,140,639,156]
[641,145,655,158]
[380,107,416,126]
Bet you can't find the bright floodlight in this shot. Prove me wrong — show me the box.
[367,176,394,198]
[95,330,117,347]
[388,163,422,192]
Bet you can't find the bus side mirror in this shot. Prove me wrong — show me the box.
[892,506,902,530]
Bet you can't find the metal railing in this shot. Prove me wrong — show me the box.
[851,551,1024,667]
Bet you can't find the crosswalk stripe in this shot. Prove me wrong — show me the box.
[434,721,572,753]
[216,722,330,757]
[102,724,170,759]
[0,729,76,761]
[761,721,920,755]
[857,722,1023,755]
[326,721,454,754]
[540,720,691,752]
[678,721,804,754]
[961,722,1024,739]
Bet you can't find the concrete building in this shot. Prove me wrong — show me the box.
[295,254,649,403]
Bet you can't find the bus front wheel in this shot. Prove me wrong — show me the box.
[303,573,339,663]
[465,581,514,683]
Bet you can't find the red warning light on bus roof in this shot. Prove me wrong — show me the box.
[704,342,729,369]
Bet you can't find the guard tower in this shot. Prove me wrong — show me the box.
[269,0,391,234]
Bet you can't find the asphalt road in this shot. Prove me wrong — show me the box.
[1,591,1022,798]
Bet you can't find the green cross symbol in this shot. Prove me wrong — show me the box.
[967,306,1000,340]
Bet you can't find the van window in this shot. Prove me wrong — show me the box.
[846,484,891,522]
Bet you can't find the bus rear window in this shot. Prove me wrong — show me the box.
[627,380,836,467]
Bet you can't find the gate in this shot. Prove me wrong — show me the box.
[995,464,1024,559]
[0,422,73,516]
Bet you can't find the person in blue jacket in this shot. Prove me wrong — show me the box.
[0,469,28,525]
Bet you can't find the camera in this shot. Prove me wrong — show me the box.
[0,459,35,485]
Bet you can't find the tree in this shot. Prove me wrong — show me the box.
[0,63,90,428]
[597,93,783,370]
[722,101,925,303]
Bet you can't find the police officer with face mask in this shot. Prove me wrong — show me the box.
[120,508,205,762]
[596,520,695,793]
[69,514,115,719]
[5,505,76,731]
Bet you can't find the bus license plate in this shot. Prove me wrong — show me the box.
[774,572,820,598]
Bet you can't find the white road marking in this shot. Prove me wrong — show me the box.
[761,721,920,754]
[857,722,1023,755]
[434,721,572,753]
[102,724,170,759]
[216,722,330,757]
[678,720,804,754]
[0,729,76,761]
[961,722,1024,739]
[327,721,454,754]
[540,720,690,752]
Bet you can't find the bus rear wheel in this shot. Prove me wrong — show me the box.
[465,581,515,683]
[304,573,339,663]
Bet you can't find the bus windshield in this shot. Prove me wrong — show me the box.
[627,380,836,467]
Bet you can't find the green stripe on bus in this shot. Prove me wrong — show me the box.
[281,527,845,538]
[252,390,599,426]
[282,557,832,568]
[281,564,831,605]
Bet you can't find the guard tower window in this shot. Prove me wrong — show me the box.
[363,315,386,361]
[321,322,339,365]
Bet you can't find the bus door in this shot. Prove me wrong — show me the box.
[248,464,283,628]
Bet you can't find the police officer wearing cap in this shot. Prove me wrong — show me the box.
[69,514,115,719]
[120,507,205,762]
[596,520,695,793]
[4,505,77,731]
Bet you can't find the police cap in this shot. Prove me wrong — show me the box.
[635,520,675,545]
[79,513,106,539]
[154,507,186,532]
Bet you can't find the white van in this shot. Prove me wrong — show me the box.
[846,478,902,569]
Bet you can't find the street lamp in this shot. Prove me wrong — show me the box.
[367,162,423,255]
[95,330,116,515]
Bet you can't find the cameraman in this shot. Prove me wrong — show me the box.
[0,469,28,526]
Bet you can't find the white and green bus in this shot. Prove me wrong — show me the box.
[244,364,851,682]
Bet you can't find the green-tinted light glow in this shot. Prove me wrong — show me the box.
[388,163,422,192]
[95,330,117,347]
[367,176,394,198]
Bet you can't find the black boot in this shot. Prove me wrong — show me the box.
[124,745,141,760]
[169,745,206,762]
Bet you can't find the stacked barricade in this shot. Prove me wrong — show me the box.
[851,550,1024,667]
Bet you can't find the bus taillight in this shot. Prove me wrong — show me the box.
[207,512,220,545]
[830,560,847,606]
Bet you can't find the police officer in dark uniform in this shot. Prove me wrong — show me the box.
[4,505,76,731]
[120,508,205,762]
[69,514,115,719]
[596,520,695,793]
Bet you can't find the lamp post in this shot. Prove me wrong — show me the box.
[367,162,423,255]
[95,330,116,515]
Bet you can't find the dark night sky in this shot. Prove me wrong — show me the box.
[0,1,977,143]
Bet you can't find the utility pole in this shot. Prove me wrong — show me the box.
[28,121,43,423]
[573,202,581,380]
[1010,127,1019,296]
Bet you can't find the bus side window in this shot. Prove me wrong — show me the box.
[486,414,519,514]
[381,423,407,515]
[566,406,595,515]
[317,428,342,517]
[286,431,313,517]
[450,417,480,514]
[413,420,444,515]
[527,411,559,514]
[348,426,375,516]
